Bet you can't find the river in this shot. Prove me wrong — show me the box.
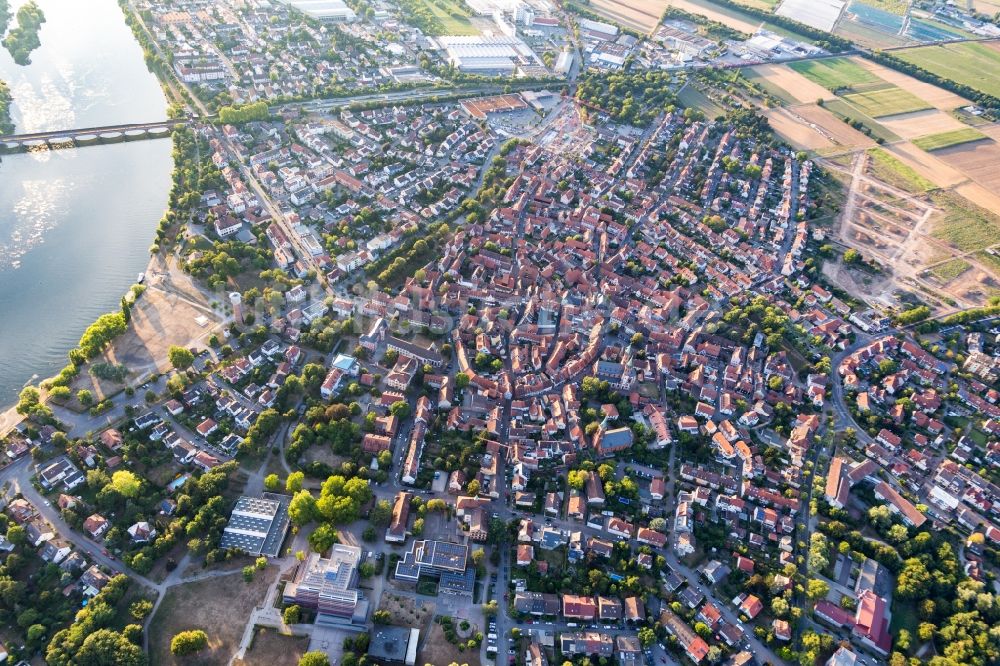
[0,0,173,406]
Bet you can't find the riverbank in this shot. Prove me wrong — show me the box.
[0,0,173,409]
[0,78,12,133]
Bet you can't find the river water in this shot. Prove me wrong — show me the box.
[0,0,173,406]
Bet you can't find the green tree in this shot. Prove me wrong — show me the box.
[168,345,195,370]
[389,401,410,419]
[264,474,281,491]
[370,499,393,527]
[286,471,305,493]
[299,652,331,666]
[308,523,339,552]
[807,579,830,601]
[288,490,317,526]
[78,628,146,666]
[283,605,301,625]
[111,470,141,498]
[171,630,208,656]
[130,599,154,620]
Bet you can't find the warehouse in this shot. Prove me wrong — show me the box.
[436,35,543,76]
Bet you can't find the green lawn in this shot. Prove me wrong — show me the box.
[912,127,989,151]
[867,148,935,192]
[823,98,901,143]
[841,85,932,118]
[894,41,1000,99]
[789,57,880,91]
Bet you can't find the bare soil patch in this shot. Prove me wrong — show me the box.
[953,182,1000,218]
[934,138,1000,192]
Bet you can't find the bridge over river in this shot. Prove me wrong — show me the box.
[0,119,189,153]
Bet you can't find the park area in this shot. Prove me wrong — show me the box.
[893,41,1000,99]
[148,568,277,666]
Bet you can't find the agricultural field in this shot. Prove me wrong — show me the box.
[841,85,932,118]
[667,0,814,41]
[834,16,909,49]
[866,147,935,193]
[775,0,845,32]
[822,98,900,143]
[730,0,779,9]
[746,63,836,104]
[893,41,1000,99]
[933,134,1000,193]
[854,58,970,110]
[789,57,879,91]
[877,109,968,140]
[972,0,1000,13]
[585,0,670,33]
[853,0,907,15]
[912,128,989,151]
[766,104,874,151]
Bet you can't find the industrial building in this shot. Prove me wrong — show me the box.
[436,35,544,76]
[276,0,356,22]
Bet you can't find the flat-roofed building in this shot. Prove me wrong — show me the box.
[277,0,356,21]
[220,493,290,557]
[283,544,366,624]
[394,540,468,582]
[369,626,419,666]
[436,35,543,76]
